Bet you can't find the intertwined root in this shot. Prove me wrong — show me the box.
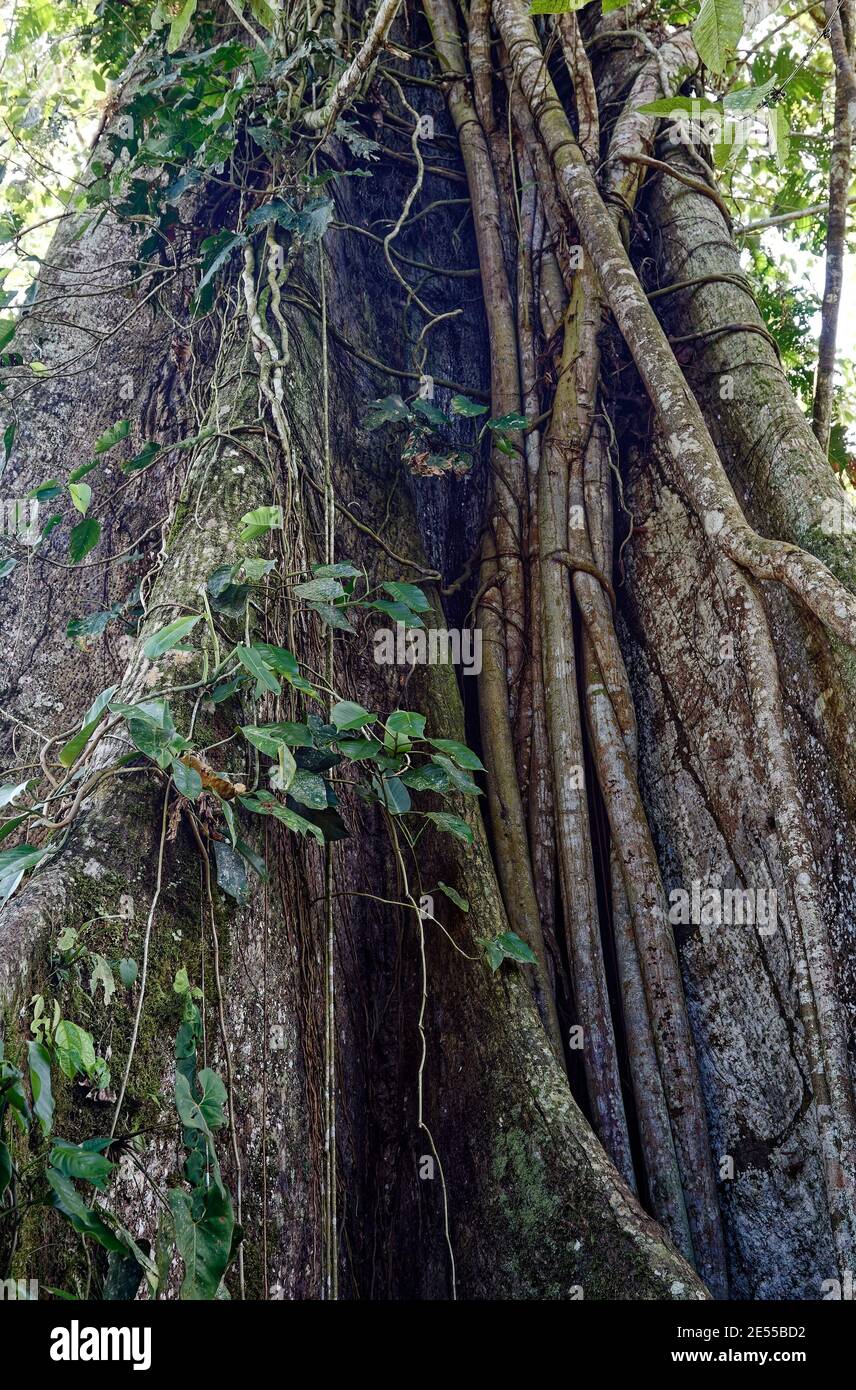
[423,0,856,1294]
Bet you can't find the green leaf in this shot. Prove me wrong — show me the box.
[410,397,450,427]
[89,954,116,1006]
[436,882,469,912]
[104,1248,146,1302]
[118,958,138,988]
[331,700,375,732]
[169,1181,234,1301]
[58,684,117,768]
[487,411,528,431]
[248,0,277,28]
[293,577,346,603]
[363,394,411,430]
[143,615,200,660]
[167,0,197,53]
[67,609,118,640]
[369,598,424,627]
[312,561,362,579]
[195,230,246,310]
[238,504,283,541]
[54,1020,97,1081]
[207,565,251,620]
[286,768,327,811]
[450,393,488,417]
[249,643,300,679]
[93,419,130,454]
[28,1041,54,1137]
[293,197,334,242]
[427,738,484,771]
[636,96,723,117]
[380,776,411,815]
[0,318,16,353]
[765,106,789,167]
[431,755,482,796]
[384,709,426,753]
[692,0,743,76]
[68,482,91,514]
[400,763,449,792]
[337,738,380,761]
[235,838,267,880]
[0,781,28,808]
[68,518,101,563]
[49,1138,114,1190]
[723,79,776,113]
[308,602,355,632]
[243,721,313,750]
[0,815,28,845]
[270,743,297,794]
[242,725,285,759]
[175,1069,227,1136]
[171,756,202,800]
[239,793,324,844]
[479,930,538,971]
[30,479,63,502]
[0,843,46,907]
[381,582,431,613]
[238,558,277,583]
[123,441,161,474]
[68,461,99,485]
[46,1168,127,1254]
[424,811,474,845]
[213,841,249,904]
[0,1140,11,1197]
[113,699,177,767]
[236,644,281,696]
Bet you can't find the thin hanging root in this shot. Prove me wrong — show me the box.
[387,814,457,1299]
[493,0,856,658]
[423,0,562,1058]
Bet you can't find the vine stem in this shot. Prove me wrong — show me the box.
[302,0,403,131]
[109,785,171,1140]
[386,813,456,1299]
[188,814,245,1300]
